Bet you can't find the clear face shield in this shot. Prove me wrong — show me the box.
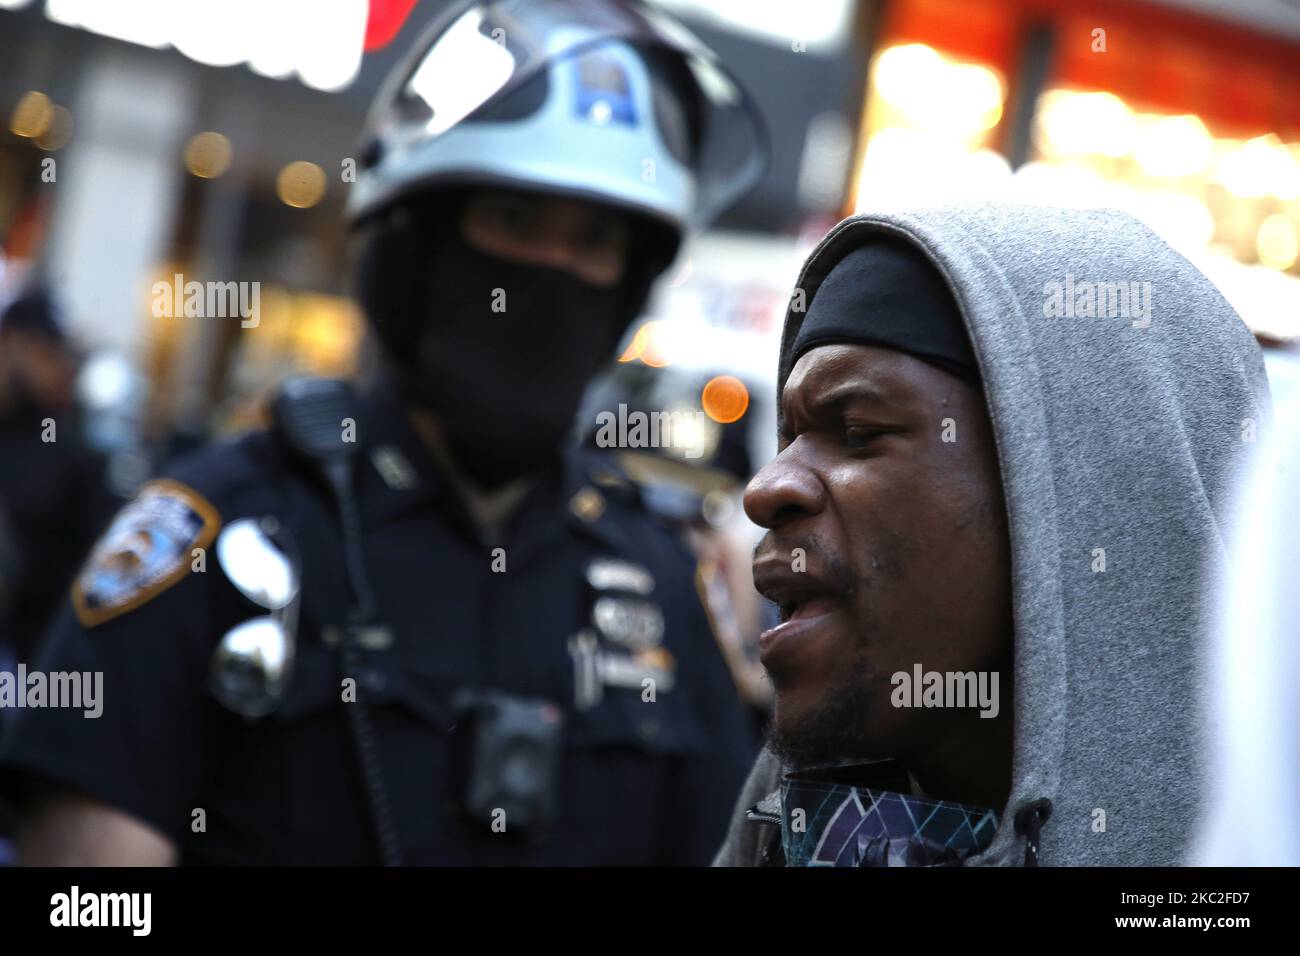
[355,0,768,228]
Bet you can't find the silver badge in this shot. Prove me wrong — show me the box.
[592,596,665,650]
[596,649,676,692]
[586,558,655,595]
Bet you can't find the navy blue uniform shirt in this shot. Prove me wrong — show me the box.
[0,383,756,864]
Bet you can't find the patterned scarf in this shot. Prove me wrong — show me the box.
[780,761,1000,867]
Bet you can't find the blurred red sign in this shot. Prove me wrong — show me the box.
[365,0,420,52]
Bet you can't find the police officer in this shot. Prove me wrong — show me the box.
[0,286,119,862]
[0,0,766,865]
[0,288,117,662]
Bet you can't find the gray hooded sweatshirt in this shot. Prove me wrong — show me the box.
[713,202,1270,867]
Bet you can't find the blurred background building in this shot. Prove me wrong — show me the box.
[2,0,1299,472]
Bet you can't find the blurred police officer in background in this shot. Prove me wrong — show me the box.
[0,286,118,862]
[583,362,775,735]
[0,0,766,865]
[0,288,116,663]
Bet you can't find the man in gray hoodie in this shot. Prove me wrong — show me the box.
[714,202,1269,867]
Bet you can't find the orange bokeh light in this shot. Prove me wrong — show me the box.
[701,375,749,424]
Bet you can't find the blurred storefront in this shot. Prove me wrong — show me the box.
[849,0,1300,341]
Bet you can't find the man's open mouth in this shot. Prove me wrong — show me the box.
[752,555,847,665]
[777,593,840,624]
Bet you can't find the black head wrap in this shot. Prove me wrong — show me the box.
[790,238,979,387]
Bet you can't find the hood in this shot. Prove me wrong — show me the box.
[776,202,1270,866]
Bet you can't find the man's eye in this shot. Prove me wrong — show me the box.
[844,426,882,449]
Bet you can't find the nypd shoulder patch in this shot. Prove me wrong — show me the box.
[72,479,221,627]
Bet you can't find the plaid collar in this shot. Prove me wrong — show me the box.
[777,761,1000,867]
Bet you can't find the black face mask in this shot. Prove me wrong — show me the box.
[385,229,630,488]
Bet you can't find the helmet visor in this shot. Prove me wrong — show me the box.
[368,0,768,227]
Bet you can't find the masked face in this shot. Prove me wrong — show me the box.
[411,230,629,487]
[358,191,660,488]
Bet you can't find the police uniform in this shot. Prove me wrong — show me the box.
[0,381,756,864]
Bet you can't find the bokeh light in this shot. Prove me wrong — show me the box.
[184,132,233,179]
[1136,114,1213,178]
[701,375,749,424]
[1257,214,1299,271]
[276,160,327,208]
[9,90,53,138]
[34,105,73,150]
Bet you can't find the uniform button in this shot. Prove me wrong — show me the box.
[360,669,387,693]
[638,718,659,741]
[570,487,606,523]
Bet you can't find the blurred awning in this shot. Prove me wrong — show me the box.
[364,0,420,52]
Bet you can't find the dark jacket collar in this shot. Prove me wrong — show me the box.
[354,380,647,564]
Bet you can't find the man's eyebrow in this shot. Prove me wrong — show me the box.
[812,380,894,412]
[781,380,894,430]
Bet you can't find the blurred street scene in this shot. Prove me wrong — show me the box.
[4,0,1299,491]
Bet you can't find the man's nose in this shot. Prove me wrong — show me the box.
[743,445,825,529]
